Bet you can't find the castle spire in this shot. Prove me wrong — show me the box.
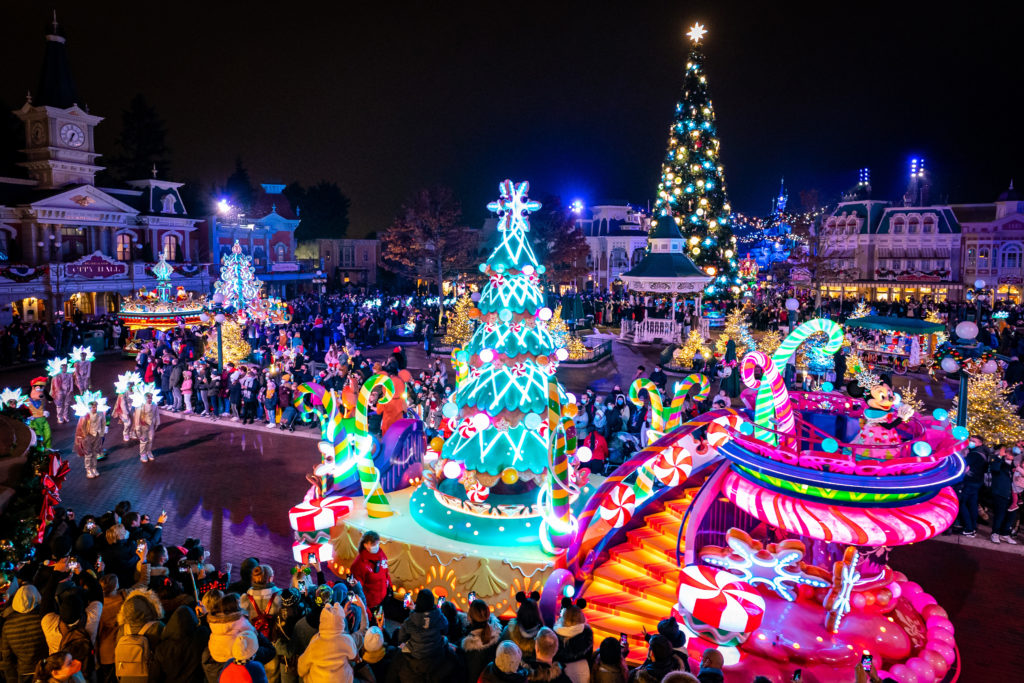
[36,13,78,108]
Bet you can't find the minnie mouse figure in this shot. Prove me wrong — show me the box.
[847,371,914,458]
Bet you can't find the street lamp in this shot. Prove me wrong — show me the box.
[199,291,228,372]
[942,320,998,428]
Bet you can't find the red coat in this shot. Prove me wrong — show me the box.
[349,547,391,608]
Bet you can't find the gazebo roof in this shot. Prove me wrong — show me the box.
[620,252,710,293]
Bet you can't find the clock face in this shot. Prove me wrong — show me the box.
[60,123,85,148]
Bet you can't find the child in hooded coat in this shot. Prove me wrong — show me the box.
[296,602,364,683]
[553,604,593,683]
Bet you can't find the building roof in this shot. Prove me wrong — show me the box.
[34,25,78,109]
[998,181,1021,202]
[874,206,961,234]
[250,186,298,220]
[950,204,997,224]
[828,200,889,234]
[621,251,706,279]
[648,214,684,241]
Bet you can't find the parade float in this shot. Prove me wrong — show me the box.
[119,257,207,355]
[285,181,964,682]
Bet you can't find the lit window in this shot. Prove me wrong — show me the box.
[116,234,132,261]
[161,234,178,261]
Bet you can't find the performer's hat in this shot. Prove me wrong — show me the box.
[30,376,47,387]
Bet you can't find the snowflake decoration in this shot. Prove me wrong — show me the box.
[114,371,143,395]
[69,345,96,363]
[699,528,830,601]
[47,357,72,377]
[130,382,163,408]
[1,387,27,408]
[486,180,541,233]
[72,390,109,417]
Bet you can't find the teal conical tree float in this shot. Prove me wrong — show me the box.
[417,180,573,545]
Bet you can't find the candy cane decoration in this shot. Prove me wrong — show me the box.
[771,318,845,371]
[540,379,576,552]
[354,373,396,518]
[741,351,792,446]
[628,379,665,432]
[295,383,348,467]
[665,373,711,430]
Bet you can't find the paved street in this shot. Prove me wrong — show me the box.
[1,342,1021,677]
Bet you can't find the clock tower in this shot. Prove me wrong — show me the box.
[13,18,103,189]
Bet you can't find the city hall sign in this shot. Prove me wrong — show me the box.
[64,252,129,278]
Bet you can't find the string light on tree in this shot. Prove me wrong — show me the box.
[673,330,712,368]
[213,240,264,312]
[652,21,740,298]
[715,308,757,357]
[950,372,1024,444]
[443,294,476,348]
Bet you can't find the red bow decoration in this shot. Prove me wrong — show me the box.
[37,454,69,542]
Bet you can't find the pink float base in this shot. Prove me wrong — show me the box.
[683,580,958,683]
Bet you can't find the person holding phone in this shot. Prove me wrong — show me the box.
[349,531,391,610]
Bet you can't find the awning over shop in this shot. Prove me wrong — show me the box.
[845,315,945,334]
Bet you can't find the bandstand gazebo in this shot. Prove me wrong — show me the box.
[619,216,711,343]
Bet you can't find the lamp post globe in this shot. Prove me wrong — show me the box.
[955,321,978,342]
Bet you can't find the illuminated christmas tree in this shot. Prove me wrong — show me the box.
[848,301,871,319]
[548,305,588,360]
[757,330,782,359]
[951,372,1024,444]
[443,294,476,347]
[204,320,252,365]
[714,308,756,357]
[438,180,568,496]
[673,329,712,367]
[651,22,740,298]
[214,240,264,312]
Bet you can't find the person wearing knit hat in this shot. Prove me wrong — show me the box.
[501,593,543,664]
[478,640,529,683]
[27,376,52,448]
[219,632,268,683]
[360,625,395,683]
[1,585,47,682]
[657,617,690,673]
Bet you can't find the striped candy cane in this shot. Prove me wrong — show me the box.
[741,351,792,446]
[628,379,665,432]
[665,373,711,430]
[354,373,396,518]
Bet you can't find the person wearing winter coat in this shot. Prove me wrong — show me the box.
[115,588,165,683]
[151,605,207,683]
[527,628,571,683]
[33,650,87,683]
[219,632,268,683]
[239,565,282,683]
[590,637,628,683]
[626,635,680,683]
[460,599,503,683]
[349,531,391,609]
[359,626,395,683]
[479,640,530,683]
[395,589,459,683]
[296,602,361,683]
[553,604,592,683]
[500,594,543,665]
[202,593,263,683]
[1,585,48,682]
[96,575,124,682]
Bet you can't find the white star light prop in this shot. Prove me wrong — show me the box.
[115,371,143,395]
[1,387,28,408]
[69,345,96,363]
[130,382,163,408]
[687,22,707,43]
[72,390,109,418]
[47,357,72,377]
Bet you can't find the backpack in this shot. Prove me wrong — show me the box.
[115,621,157,679]
[249,596,274,640]
[59,623,96,675]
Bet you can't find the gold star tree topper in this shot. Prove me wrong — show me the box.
[687,22,707,43]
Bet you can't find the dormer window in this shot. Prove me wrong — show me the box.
[892,217,905,234]
[161,193,178,214]
[907,218,919,234]
[923,215,936,233]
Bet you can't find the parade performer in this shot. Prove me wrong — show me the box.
[112,383,136,442]
[847,371,913,457]
[27,378,52,449]
[73,349,92,392]
[74,399,106,479]
[133,392,161,462]
[50,362,75,423]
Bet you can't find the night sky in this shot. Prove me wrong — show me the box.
[2,2,1020,235]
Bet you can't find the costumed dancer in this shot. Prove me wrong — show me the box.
[50,362,75,423]
[74,399,107,479]
[26,378,52,449]
[73,350,92,392]
[133,392,161,462]
[112,383,136,442]
[847,371,913,458]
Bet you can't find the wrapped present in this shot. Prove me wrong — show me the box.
[292,540,334,564]
[288,495,354,533]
